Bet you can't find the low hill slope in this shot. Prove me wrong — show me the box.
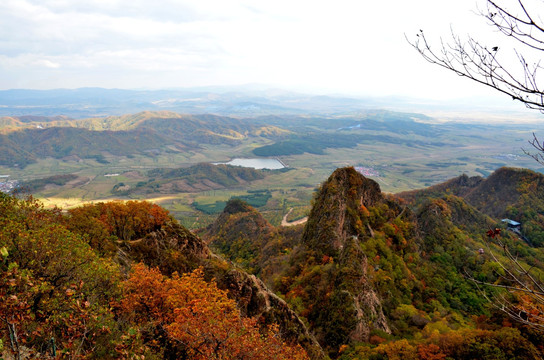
[0,112,290,167]
[0,127,171,167]
[202,198,303,281]
[73,111,290,145]
[130,163,267,194]
[2,111,290,145]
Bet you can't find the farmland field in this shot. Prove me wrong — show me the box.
[2,109,544,229]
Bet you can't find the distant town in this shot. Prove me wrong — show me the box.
[355,166,380,177]
[0,176,19,193]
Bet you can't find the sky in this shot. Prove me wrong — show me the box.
[0,0,535,100]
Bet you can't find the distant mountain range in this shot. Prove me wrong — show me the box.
[0,87,540,120]
[0,87,378,118]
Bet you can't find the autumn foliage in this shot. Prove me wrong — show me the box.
[119,263,309,360]
[0,195,307,359]
[67,200,170,240]
[0,194,120,358]
[3,165,544,359]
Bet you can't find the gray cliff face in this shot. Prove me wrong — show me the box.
[301,167,391,343]
[336,235,391,341]
[215,268,326,359]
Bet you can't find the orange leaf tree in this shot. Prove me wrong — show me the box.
[120,263,308,360]
[67,200,171,242]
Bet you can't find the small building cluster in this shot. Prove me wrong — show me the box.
[502,219,521,230]
[0,180,19,193]
[355,166,380,177]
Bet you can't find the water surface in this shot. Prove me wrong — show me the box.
[217,158,285,170]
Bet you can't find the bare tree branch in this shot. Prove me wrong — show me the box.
[465,229,544,330]
[407,0,544,113]
[523,132,544,165]
[483,0,544,51]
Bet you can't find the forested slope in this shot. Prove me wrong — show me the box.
[2,166,544,359]
[207,167,544,359]
[0,195,322,359]
[399,167,544,246]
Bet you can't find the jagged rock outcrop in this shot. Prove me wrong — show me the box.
[124,215,325,359]
[122,221,209,275]
[293,167,391,349]
[214,267,325,360]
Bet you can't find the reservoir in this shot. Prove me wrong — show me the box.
[217,158,285,170]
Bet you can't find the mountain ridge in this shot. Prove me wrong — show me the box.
[2,166,544,359]
[206,167,544,358]
[399,166,544,246]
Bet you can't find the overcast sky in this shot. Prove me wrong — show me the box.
[0,0,530,100]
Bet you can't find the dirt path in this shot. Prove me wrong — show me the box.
[281,208,308,227]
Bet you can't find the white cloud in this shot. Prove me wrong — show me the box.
[0,0,519,99]
[36,59,61,68]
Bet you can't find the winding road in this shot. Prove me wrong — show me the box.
[281,208,308,227]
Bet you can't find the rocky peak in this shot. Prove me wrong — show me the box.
[302,166,383,255]
[202,198,277,254]
[296,167,390,350]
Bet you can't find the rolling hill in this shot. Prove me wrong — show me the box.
[129,163,268,194]
[0,112,289,167]
[0,126,172,167]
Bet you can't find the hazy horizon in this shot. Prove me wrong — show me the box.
[0,0,525,102]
